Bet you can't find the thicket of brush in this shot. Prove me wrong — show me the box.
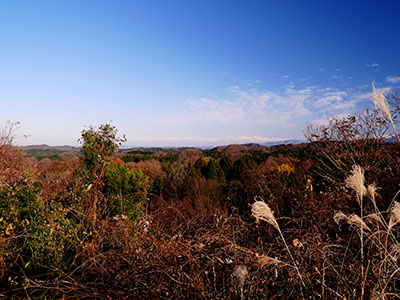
[1,88,400,299]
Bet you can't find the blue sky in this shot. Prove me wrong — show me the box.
[1,0,400,147]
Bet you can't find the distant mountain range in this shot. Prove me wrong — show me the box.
[19,139,306,154]
[260,139,305,146]
[19,144,80,152]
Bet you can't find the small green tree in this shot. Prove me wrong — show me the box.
[80,124,126,173]
[79,124,148,222]
[205,159,225,182]
[79,124,126,227]
[105,165,148,219]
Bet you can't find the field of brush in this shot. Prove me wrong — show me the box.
[1,92,400,299]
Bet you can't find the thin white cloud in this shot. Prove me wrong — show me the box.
[317,87,334,92]
[386,76,400,83]
[366,63,379,67]
[284,83,295,89]
[172,84,364,130]
[153,79,382,147]
[313,91,347,108]
[353,92,371,101]
[166,86,313,129]
[132,135,287,147]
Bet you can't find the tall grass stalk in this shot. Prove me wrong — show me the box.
[345,165,366,280]
[251,200,306,291]
[342,165,400,297]
[371,81,399,141]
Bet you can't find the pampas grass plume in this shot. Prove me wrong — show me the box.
[256,254,283,268]
[371,81,399,140]
[232,265,248,289]
[334,211,370,232]
[367,183,378,208]
[348,214,370,232]
[365,212,384,224]
[345,165,367,201]
[388,201,400,230]
[334,211,348,225]
[372,82,392,122]
[251,198,305,290]
[251,200,279,230]
[389,244,400,262]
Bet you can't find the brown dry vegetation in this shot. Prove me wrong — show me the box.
[1,92,400,299]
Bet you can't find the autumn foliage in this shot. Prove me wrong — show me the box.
[1,91,400,299]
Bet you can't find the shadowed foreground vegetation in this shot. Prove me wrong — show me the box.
[1,90,400,299]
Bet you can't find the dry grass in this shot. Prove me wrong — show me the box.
[345,164,367,202]
[2,93,400,299]
[251,199,279,230]
[334,211,370,232]
[250,198,305,295]
[256,254,283,268]
[388,201,400,230]
[232,265,248,290]
[372,81,399,140]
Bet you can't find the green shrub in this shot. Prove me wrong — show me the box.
[0,176,77,280]
[105,164,148,219]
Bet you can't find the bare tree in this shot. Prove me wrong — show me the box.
[304,88,400,194]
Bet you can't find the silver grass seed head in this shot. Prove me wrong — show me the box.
[348,214,370,232]
[345,165,367,201]
[367,183,378,207]
[251,200,279,230]
[365,212,383,225]
[389,244,400,262]
[334,211,348,225]
[389,201,400,230]
[372,81,393,123]
[256,254,283,268]
[334,211,370,232]
[232,265,248,289]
